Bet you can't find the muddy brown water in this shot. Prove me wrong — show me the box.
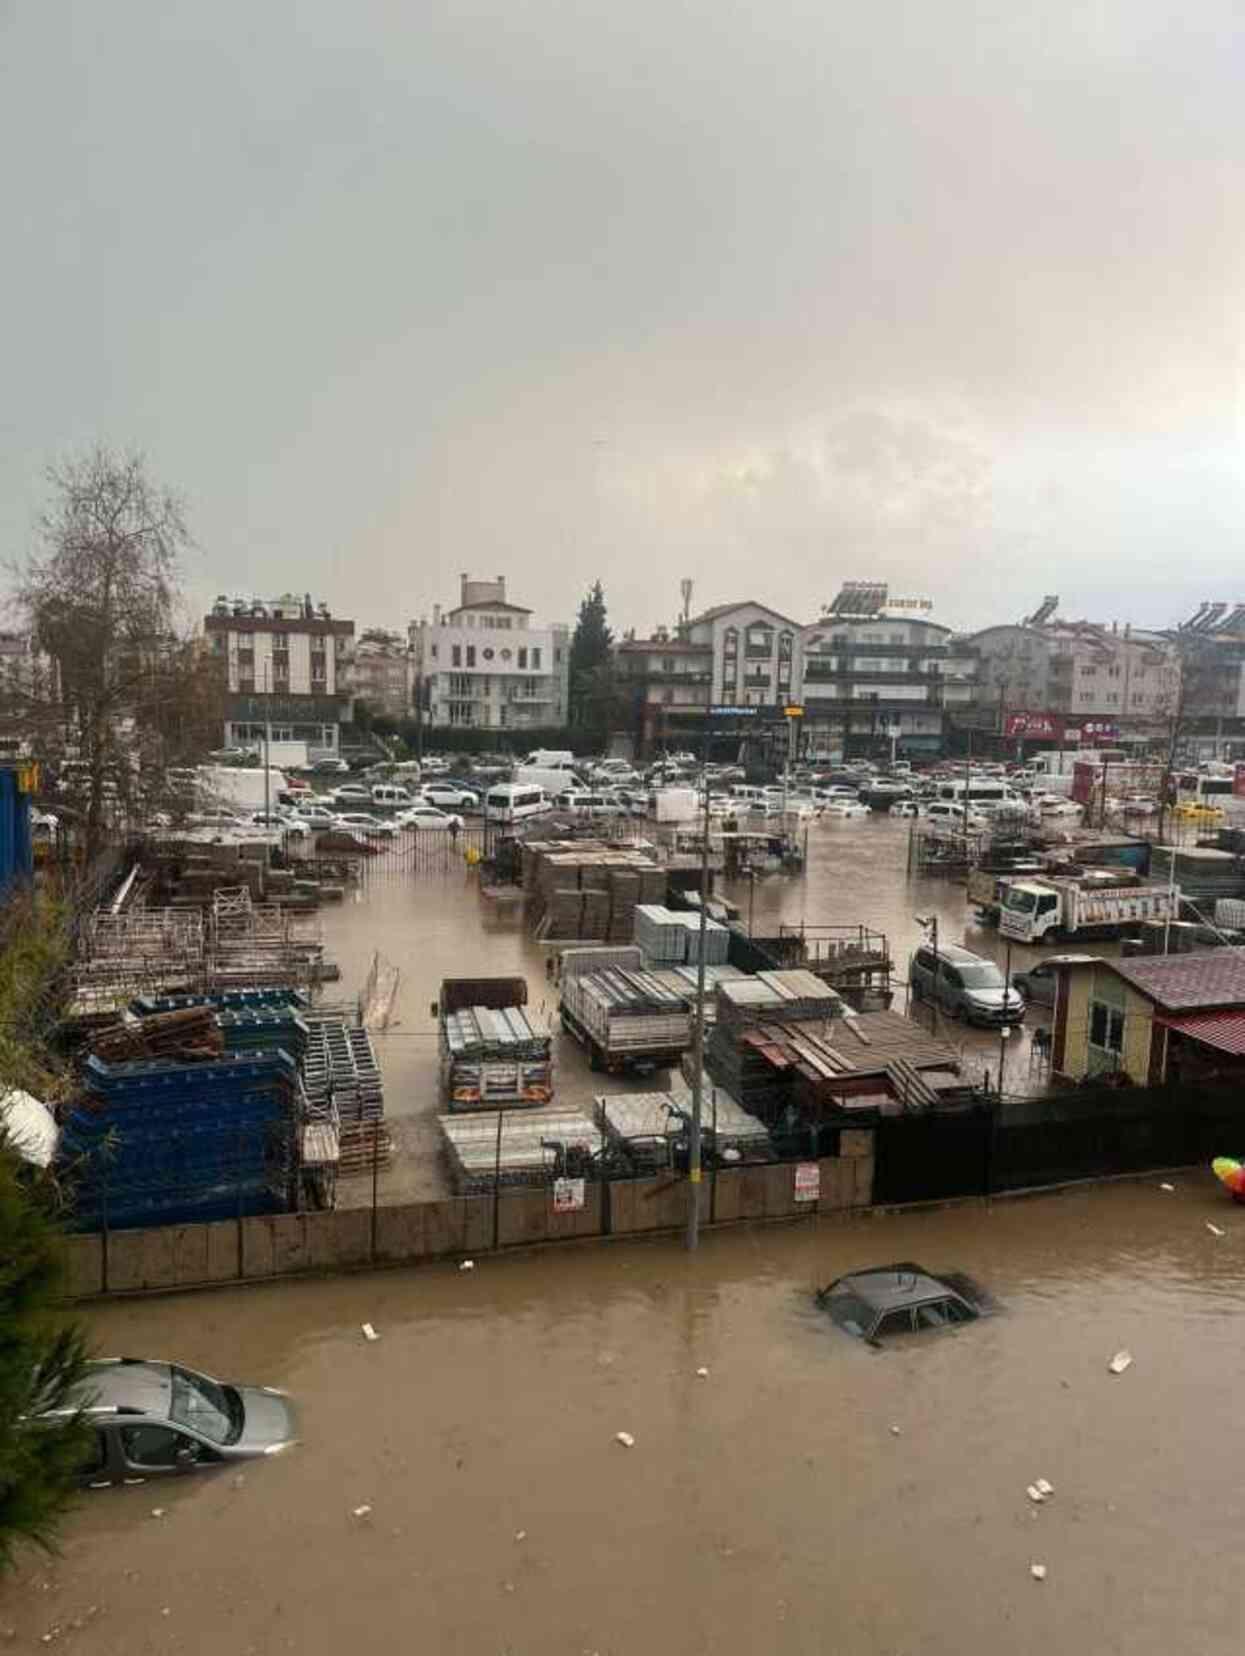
[6,1180,1245,1654]
[12,814,1209,1655]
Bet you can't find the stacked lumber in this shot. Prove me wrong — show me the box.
[87,1006,223,1065]
[522,841,666,942]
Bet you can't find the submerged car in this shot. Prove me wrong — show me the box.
[38,1357,298,1487]
[816,1263,992,1342]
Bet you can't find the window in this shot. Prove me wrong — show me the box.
[532,647,541,669]
[518,647,528,669]
[876,1309,916,1337]
[120,1425,214,1469]
[723,628,738,657]
[1089,1000,1125,1055]
[555,648,563,664]
[466,646,475,668]
[452,645,461,668]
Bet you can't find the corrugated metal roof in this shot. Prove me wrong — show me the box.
[1159,1009,1245,1056]
[1105,953,1245,1012]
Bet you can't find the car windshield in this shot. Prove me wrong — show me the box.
[958,962,1006,989]
[1004,889,1038,914]
[169,1366,243,1445]
[824,1290,873,1337]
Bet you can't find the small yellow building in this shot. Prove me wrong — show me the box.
[1051,953,1245,1086]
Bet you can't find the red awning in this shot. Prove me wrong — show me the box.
[1159,1010,1245,1057]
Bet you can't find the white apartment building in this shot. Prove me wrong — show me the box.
[204,594,354,754]
[409,576,570,732]
[684,601,803,708]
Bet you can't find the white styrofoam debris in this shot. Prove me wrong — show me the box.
[1030,1564,1047,1582]
[149,1508,166,1519]
[1035,1478,1054,1497]
[514,1530,526,1542]
[1108,1350,1133,1375]
[460,1260,475,1271]
[361,1322,379,1342]
[1026,1485,1046,1504]
[615,1431,636,1448]
[1206,1222,1226,1237]
[1159,1182,1175,1192]
[696,1367,710,1378]
[352,1505,373,1519]
[889,1425,902,1436]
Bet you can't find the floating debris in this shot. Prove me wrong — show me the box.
[1159,1183,1175,1192]
[1030,1564,1047,1582]
[1108,1350,1133,1375]
[352,1505,373,1519]
[615,1431,636,1449]
[1035,1478,1054,1497]
[1206,1222,1227,1238]
[695,1367,710,1378]
[361,1322,379,1342]
[459,1260,475,1272]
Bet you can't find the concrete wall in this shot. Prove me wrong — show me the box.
[67,1141,875,1298]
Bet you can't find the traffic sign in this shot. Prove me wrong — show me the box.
[783,704,805,718]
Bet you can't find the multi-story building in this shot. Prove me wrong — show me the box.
[0,631,58,760]
[684,601,803,709]
[408,576,569,733]
[350,630,411,720]
[615,633,714,754]
[204,594,354,756]
[1164,602,1245,760]
[799,583,977,760]
[966,608,1178,747]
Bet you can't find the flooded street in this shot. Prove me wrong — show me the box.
[6,814,1208,1656]
[328,814,1097,1202]
[7,1180,1245,1654]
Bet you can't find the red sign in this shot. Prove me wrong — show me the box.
[1071,761,1097,806]
[1004,712,1064,740]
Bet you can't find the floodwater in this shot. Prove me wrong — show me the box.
[7,1179,1245,1654]
[324,814,1097,1201]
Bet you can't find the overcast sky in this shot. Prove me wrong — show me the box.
[2,1,1243,638]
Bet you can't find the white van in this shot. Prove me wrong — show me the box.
[935,780,1020,809]
[371,784,413,808]
[524,750,575,770]
[484,783,549,824]
[924,800,989,831]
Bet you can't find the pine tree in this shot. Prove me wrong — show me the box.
[568,581,615,734]
[0,1142,92,1572]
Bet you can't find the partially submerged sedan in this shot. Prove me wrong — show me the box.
[39,1357,298,1486]
[816,1263,993,1342]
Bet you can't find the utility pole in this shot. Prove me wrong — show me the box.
[686,717,712,1251]
[263,659,272,824]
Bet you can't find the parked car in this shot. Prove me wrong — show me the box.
[248,811,310,838]
[333,811,399,838]
[1012,954,1094,1007]
[420,784,479,810]
[330,784,374,807]
[32,1357,298,1488]
[420,756,450,775]
[188,809,243,830]
[909,941,1025,1025]
[823,800,870,819]
[291,803,337,828]
[311,757,350,774]
[398,804,464,831]
[816,1264,991,1342]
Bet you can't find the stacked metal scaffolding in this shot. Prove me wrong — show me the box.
[441,1005,554,1111]
[440,1108,603,1194]
[64,1050,302,1230]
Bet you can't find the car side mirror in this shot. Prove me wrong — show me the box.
[175,1446,196,1468]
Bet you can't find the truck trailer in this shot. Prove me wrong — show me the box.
[997,874,1179,944]
[560,967,693,1075]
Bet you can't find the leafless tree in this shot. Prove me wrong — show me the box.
[7,448,201,858]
